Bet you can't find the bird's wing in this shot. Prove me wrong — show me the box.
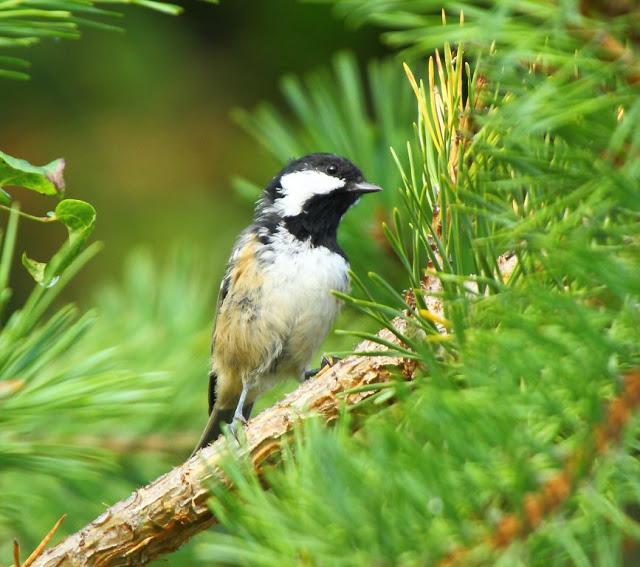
[206,229,250,415]
[208,229,286,412]
[207,273,229,415]
[211,273,231,352]
[209,226,258,347]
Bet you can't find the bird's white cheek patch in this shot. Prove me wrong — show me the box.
[275,170,345,217]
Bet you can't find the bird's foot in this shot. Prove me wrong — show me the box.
[303,355,341,380]
[229,414,248,444]
[321,354,341,368]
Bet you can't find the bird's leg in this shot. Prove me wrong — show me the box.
[303,355,342,380]
[229,382,249,441]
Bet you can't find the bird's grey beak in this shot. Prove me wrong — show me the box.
[348,181,382,194]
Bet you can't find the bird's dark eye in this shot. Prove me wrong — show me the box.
[327,164,338,175]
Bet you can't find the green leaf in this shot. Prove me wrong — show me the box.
[21,200,96,286]
[21,252,46,285]
[44,199,96,280]
[55,198,96,243]
[0,150,65,197]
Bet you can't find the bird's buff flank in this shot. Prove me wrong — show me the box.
[191,153,381,455]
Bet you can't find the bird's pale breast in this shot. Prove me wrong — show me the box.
[212,230,349,404]
[261,237,350,379]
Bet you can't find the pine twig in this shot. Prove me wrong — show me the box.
[29,318,429,567]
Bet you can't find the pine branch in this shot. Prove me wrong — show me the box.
[29,312,432,566]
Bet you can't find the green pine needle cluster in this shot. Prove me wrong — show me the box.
[0,0,218,80]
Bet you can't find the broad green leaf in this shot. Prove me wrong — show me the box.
[0,150,65,197]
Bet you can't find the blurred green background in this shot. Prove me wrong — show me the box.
[2,0,387,309]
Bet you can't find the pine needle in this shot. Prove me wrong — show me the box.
[22,514,66,567]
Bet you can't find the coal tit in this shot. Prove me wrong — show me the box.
[192,153,381,454]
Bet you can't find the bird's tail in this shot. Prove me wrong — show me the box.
[190,407,235,458]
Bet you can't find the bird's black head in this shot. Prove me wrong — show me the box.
[257,153,381,250]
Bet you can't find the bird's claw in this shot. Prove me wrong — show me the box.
[229,414,248,444]
[304,355,341,380]
[321,354,340,368]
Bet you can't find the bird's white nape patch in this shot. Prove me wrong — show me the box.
[274,170,345,217]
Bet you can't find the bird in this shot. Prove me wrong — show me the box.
[191,153,381,455]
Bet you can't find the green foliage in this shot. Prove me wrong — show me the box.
[0,150,96,293]
[87,247,214,433]
[0,0,219,80]
[0,149,64,195]
[0,16,213,553]
[195,2,640,565]
[0,239,216,560]
[0,206,109,545]
[22,198,96,288]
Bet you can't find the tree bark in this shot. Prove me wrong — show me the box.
[31,318,427,566]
